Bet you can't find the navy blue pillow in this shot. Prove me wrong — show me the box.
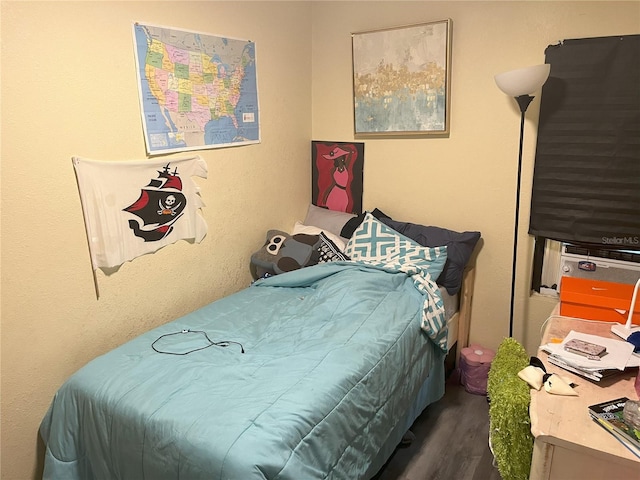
[380,218,480,295]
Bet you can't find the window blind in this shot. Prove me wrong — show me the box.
[529,35,640,251]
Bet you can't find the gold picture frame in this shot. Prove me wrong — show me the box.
[352,19,452,137]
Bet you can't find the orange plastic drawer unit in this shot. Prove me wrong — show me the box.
[559,276,640,325]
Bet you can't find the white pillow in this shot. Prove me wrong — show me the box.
[292,221,346,251]
[303,204,356,238]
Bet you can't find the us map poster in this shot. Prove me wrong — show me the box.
[133,23,260,155]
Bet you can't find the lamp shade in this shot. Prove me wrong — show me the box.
[495,64,551,97]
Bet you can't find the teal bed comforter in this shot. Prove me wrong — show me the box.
[40,259,446,479]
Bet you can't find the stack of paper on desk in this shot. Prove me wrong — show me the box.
[540,330,638,382]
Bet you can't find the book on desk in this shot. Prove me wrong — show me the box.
[546,355,633,382]
[588,397,640,459]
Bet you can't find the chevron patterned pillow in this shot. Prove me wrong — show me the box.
[345,213,447,281]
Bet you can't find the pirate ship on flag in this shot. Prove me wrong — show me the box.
[124,164,187,242]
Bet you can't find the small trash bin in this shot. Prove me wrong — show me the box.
[460,344,495,395]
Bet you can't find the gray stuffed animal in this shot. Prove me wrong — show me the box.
[250,230,321,280]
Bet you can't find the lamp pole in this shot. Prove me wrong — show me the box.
[509,95,535,338]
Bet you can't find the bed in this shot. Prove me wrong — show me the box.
[40,209,480,480]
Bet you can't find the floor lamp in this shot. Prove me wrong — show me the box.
[494,64,551,338]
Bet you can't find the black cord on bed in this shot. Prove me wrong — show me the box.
[151,329,245,355]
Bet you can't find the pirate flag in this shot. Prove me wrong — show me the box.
[73,155,207,270]
[124,164,188,242]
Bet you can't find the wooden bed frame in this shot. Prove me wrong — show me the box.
[446,264,476,370]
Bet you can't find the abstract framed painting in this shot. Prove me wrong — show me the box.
[311,141,364,215]
[352,19,452,137]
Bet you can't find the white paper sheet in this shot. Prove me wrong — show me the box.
[542,330,635,371]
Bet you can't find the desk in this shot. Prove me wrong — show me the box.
[530,315,640,480]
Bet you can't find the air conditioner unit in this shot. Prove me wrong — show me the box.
[558,244,640,288]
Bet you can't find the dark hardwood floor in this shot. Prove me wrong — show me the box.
[373,371,502,480]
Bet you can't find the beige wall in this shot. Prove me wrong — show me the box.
[1,1,639,479]
[310,1,639,354]
[1,2,312,478]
